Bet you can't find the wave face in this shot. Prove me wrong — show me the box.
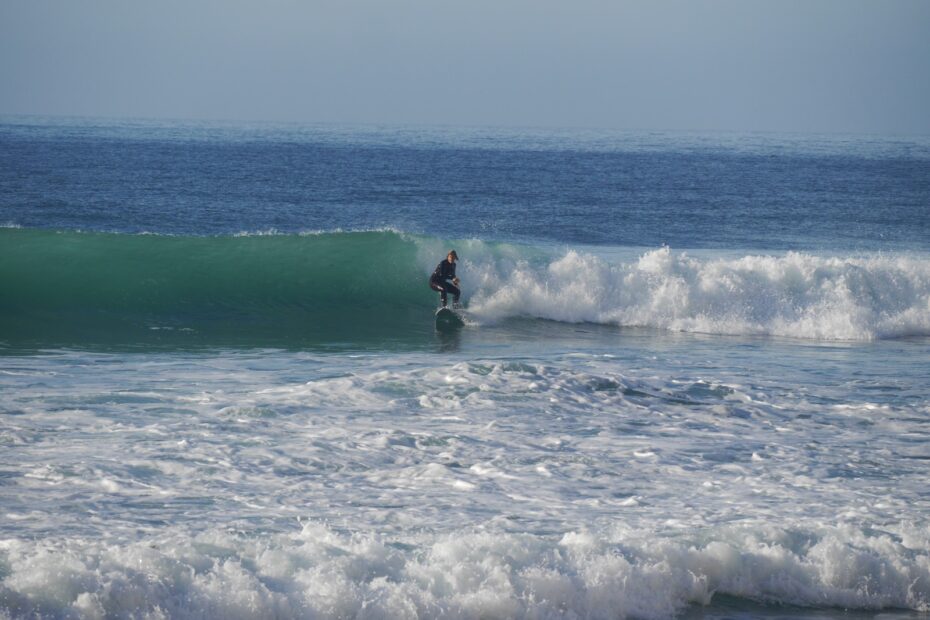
[467,247,930,341]
[0,228,439,348]
[3,229,930,348]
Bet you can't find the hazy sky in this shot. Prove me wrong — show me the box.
[2,0,929,134]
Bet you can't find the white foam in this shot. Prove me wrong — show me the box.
[3,349,929,617]
[463,247,930,340]
[1,522,927,618]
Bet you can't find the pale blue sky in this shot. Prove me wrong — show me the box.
[2,0,928,133]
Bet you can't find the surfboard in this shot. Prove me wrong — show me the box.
[435,306,465,331]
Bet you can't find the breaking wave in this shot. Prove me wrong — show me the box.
[468,247,930,341]
[1,522,928,618]
[2,228,929,348]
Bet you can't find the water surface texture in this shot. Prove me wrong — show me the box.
[1,118,929,619]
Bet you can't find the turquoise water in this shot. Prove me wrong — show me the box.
[1,118,929,618]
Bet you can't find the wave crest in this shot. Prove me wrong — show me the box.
[466,247,930,340]
[2,522,927,618]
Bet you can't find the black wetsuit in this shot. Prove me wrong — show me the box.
[429,259,460,306]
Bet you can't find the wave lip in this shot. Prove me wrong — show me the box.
[467,247,930,341]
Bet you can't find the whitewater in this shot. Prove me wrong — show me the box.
[4,229,930,347]
[2,118,929,619]
[466,244,930,341]
[3,343,929,618]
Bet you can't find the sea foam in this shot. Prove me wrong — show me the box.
[1,522,928,618]
[464,247,930,340]
[5,228,928,347]
[3,347,929,618]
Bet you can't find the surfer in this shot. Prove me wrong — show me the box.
[430,250,461,308]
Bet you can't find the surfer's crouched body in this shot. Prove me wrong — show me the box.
[430,250,460,308]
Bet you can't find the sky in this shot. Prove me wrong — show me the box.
[1,0,929,134]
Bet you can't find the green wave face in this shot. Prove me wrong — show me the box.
[1,229,439,350]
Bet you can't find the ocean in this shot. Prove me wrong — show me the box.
[1,117,929,619]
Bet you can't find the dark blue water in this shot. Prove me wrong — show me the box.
[2,117,928,251]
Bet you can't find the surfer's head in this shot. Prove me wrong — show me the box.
[448,250,458,262]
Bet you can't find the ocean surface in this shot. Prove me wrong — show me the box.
[1,116,929,619]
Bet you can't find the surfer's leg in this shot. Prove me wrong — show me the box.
[429,280,448,306]
[448,284,461,304]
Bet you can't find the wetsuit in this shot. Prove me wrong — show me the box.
[429,259,460,307]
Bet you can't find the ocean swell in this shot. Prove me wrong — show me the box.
[3,228,929,347]
[0,228,435,348]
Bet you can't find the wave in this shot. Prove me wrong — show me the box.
[1,522,927,618]
[0,228,444,348]
[2,228,929,348]
[467,247,930,341]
